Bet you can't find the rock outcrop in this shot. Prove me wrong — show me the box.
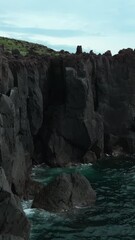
[0,167,30,240]
[76,45,83,54]
[1,45,135,237]
[32,173,96,212]
[40,58,104,166]
[0,55,43,196]
[94,49,135,155]
[0,48,135,195]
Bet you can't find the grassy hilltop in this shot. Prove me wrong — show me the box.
[0,36,56,56]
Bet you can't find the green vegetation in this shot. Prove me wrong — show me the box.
[0,36,56,56]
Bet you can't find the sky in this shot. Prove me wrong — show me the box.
[0,0,135,54]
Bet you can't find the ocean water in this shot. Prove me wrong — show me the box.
[22,157,135,240]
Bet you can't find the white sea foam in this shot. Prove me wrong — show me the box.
[24,208,35,215]
[22,200,33,210]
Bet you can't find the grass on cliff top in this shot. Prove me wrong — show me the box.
[0,36,57,56]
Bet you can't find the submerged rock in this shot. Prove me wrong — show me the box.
[32,173,96,212]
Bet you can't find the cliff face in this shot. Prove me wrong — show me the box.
[95,50,135,154]
[39,57,104,167]
[0,49,135,195]
[0,55,44,196]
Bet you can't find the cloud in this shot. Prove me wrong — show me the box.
[26,32,135,54]
[1,29,134,55]
[0,24,87,38]
[0,0,135,54]
[0,12,87,31]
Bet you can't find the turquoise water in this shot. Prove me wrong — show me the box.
[22,157,135,240]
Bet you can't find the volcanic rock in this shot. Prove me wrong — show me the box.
[42,59,104,166]
[76,45,83,54]
[0,167,30,240]
[1,45,135,190]
[82,149,97,164]
[32,173,96,212]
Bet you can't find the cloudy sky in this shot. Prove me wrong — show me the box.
[0,0,135,54]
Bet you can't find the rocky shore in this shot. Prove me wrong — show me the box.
[0,43,135,238]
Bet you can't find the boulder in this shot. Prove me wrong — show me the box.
[0,167,30,240]
[32,173,96,212]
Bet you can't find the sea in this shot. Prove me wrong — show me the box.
[22,156,135,240]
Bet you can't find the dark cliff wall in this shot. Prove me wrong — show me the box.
[0,49,135,195]
[95,50,135,154]
[0,55,45,196]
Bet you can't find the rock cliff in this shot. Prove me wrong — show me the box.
[0,48,135,196]
[0,167,30,239]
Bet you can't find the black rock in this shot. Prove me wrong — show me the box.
[32,173,96,212]
[76,45,83,54]
[0,167,30,240]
